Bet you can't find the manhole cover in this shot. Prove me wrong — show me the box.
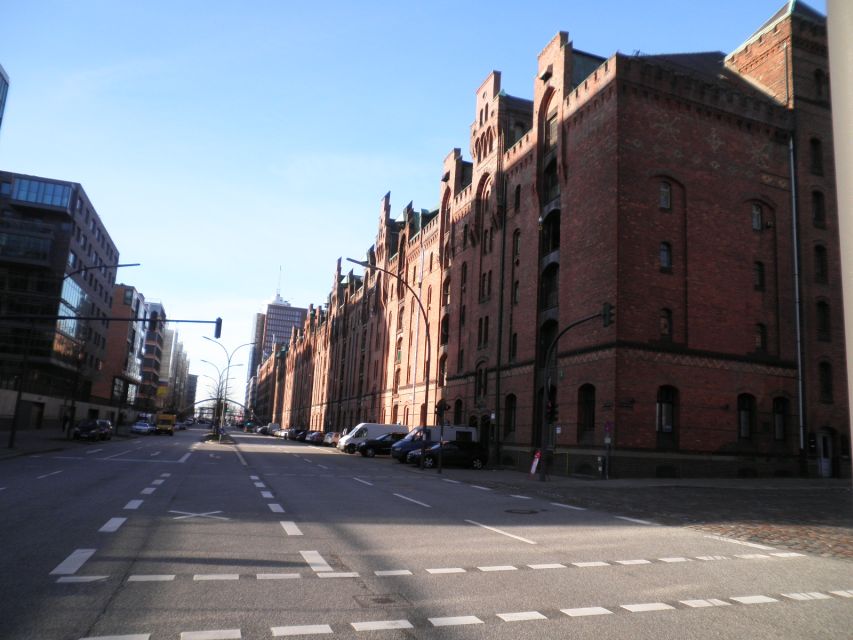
[505,509,538,515]
[354,593,410,608]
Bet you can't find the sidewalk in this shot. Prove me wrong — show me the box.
[3,427,851,560]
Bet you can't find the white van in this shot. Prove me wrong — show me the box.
[338,423,406,453]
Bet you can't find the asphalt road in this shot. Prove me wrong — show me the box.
[0,429,850,639]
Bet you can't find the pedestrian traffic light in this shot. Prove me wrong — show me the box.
[214,317,222,339]
[602,302,614,327]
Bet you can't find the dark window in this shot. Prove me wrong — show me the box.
[660,309,673,339]
[810,138,824,175]
[773,397,788,441]
[504,394,517,436]
[752,204,763,231]
[754,262,765,291]
[814,246,828,283]
[738,394,756,439]
[438,356,447,387]
[814,69,826,99]
[512,229,521,258]
[819,362,833,403]
[660,242,672,270]
[817,301,831,341]
[755,323,767,351]
[656,386,677,433]
[578,384,596,433]
[812,191,826,227]
[509,333,518,361]
[514,185,521,212]
[659,181,672,210]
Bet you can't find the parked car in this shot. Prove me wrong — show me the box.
[96,419,113,440]
[294,429,308,442]
[357,432,406,457]
[256,423,279,435]
[406,441,488,469]
[131,421,154,435]
[322,432,340,447]
[72,420,104,441]
[338,423,407,453]
[305,431,325,444]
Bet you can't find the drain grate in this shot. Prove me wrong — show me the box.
[354,593,411,608]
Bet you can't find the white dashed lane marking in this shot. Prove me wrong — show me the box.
[99,517,127,533]
[268,503,285,513]
[465,519,536,545]
[280,521,303,536]
[124,499,144,510]
[271,624,332,636]
[394,493,431,508]
[50,549,96,575]
[300,550,333,573]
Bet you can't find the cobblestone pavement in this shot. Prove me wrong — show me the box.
[443,471,853,561]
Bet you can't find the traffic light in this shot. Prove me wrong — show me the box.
[214,317,223,339]
[546,401,558,423]
[435,400,450,421]
[602,302,615,327]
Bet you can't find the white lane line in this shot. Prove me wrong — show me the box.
[271,625,332,637]
[150,451,161,457]
[56,575,108,583]
[442,478,460,484]
[178,452,192,463]
[681,599,731,608]
[782,592,832,601]
[268,503,285,513]
[660,557,691,563]
[510,494,532,500]
[85,449,103,455]
[128,575,176,582]
[152,479,165,485]
[99,517,127,533]
[80,634,150,640]
[124,499,144,510]
[470,485,491,491]
[735,554,771,560]
[257,573,301,580]
[250,475,259,480]
[280,521,303,536]
[318,572,359,578]
[0,487,6,491]
[562,607,612,617]
[478,565,517,572]
[50,548,96,575]
[429,616,483,627]
[696,555,730,561]
[351,620,413,631]
[529,563,566,570]
[300,550,333,573]
[353,477,373,486]
[161,473,171,477]
[141,487,156,495]
[394,493,431,508]
[616,559,651,565]
[551,502,586,511]
[426,567,466,574]
[497,611,547,622]
[614,516,656,526]
[572,561,610,567]
[180,631,241,640]
[830,590,853,598]
[464,520,536,545]
[193,574,240,581]
[730,595,779,604]
[622,602,675,612]
[254,482,266,488]
[375,569,412,576]
[235,449,248,466]
[103,449,134,460]
[704,535,776,550]
[771,552,806,558]
[261,491,274,499]
[37,470,63,480]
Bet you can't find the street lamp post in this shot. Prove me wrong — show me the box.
[203,338,256,427]
[347,257,433,468]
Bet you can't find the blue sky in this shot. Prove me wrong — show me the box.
[0,0,827,404]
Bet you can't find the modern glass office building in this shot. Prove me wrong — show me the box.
[0,63,8,138]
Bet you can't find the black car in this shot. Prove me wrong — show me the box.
[357,432,406,457]
[72,420,105,441]
[406,441,488,469]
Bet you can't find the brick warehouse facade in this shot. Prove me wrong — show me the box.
[279,2,849,478]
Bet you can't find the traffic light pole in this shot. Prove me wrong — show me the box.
[538,305,614,481]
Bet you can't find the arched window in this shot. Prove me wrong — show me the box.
[659,181,672,210]
[460,262,467,294]
[773,397,789,441]
[512,229,521,259]
[442,277,451,305]
[540,264,559,310]
[514,185,521,211]
[751,203,763,231]
[578,384,595,434]
[437,355,447,387]
[816,301,831,341]
[509,332,518,361]
[819,362,833,403]
[475,363,487,398]
[814,245,828,283]
[504,394,517,437]
[810,138,824,175]
[656,386,677,433]
[812,191,826,227]
[426,286,432,312]
[737,394,756,439]
[440,315,450,346]
[541,211,560,254]
[453,399,463,425]
[814,69,826,99]
[659,242,672,270]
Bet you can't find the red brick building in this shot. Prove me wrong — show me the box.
[280,2,849,478]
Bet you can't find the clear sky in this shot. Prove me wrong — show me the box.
[0,0,828,407]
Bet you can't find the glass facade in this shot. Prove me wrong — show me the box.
[12,178,72,208]
[0,64,8,135]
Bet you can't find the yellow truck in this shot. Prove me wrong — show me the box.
[154,412,176,436]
